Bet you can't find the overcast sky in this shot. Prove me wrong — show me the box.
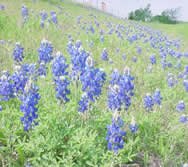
[74,0,188,21]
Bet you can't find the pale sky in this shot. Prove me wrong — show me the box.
[74,0,188,21]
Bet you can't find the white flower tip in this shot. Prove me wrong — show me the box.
[179,100,184,103]
[78,46,83,52]
[82,92,87,97]
[123,66,130,75]
[99,68,104,71]
[56,51,62,56]
[14,65,21,71]
[114,68,118,72]
[1,74,7,80]
[41,39,48,43]
[59,76,65,80]
[15,42,21,45]
[86,56,94,67]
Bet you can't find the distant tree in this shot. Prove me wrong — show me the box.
[128,4,152,22]
[162,8,180,21]
[152,8,180,24]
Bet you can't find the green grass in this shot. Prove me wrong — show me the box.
[145,22,188,45]
[0,0,188,166]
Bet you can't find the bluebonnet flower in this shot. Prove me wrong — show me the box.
[184,66,188,74]
[178,72,185,79]
[127,34,138,43]
[118,72,134,110]
[136,46,142,54]
[50,11,58,24]
[108,85,122,111]
[160,51,167,59]
[183,80,188,92]
[122,54,126,60]
[78,93,89,113]
[0,4,5,10]
[13,43,24,63]
[80,57,106,102]
[40,10,48,21]
[168,49,176,57]
[132,56,137,62]
[179,115,188,123]
[0,40,5,45]
[38,62,47,77]
[144,94,154,111]
[67,40,89,74]
[52,52,68,77]
[0,72,14,101]
[89,25,95,34]
[153,89,162,105]
[75,40,82,48]
[117,32,123,40]
[94,20,99,27]
[0,105,2,111]
[106,116,126,153]
[176,101,185,112]
[108,68,134,111]
[78,56,106,112]
[52,52,70,103]
[100,35,104,43]
[54,76,70,103]
[100,29,104,35]
[24,161,32,167]
[129,117,138,133]
[11,70,28,95]
[184,52,188,58]
[110,69,121,85]
[167,73,177,87]
[11,64,36,95]
[67,41,74,55]
[21,5,29,22]
[21,64,36,75]
[40,10,48,28]
[161,58,167,69]
[40,21,45,28]
[20,81,40,131]
[150,55,156,64]
[175,52,183,59]
[167,62,172,68]
[101,48,108,61]
[116,48,120,53]
[77,16,82,24]
[38,39,53,63]
[108,28,114,35]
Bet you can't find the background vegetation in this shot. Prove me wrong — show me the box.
[128,4,180,24]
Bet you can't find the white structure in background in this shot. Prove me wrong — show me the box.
[74,0,123,18]
[101,1,107,12]
[78,0,109,12]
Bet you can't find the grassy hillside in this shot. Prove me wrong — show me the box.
[146,22,188,44]
[0,0,188,166]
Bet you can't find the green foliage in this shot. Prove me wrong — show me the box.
[128,4,152,22]
[128,5,180,24]
[152,8,180,24]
